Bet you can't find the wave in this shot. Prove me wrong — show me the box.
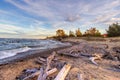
[0,39,71,59]
[0,47,31,59]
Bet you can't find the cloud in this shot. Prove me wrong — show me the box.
[0,23,54,38]
[111,18,120,21]
[5,0,88,22]
[65,15,81,22]
[92,11,120,23]
[1,0,120,38]
[5,0,120,22]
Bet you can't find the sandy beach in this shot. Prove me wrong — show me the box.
[0,38,120,80]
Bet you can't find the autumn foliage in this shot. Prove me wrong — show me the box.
[75,28,82,37]
[83,28,101,37]
[56,29,68,39]
[69,31,75,37]
[48,23,120,39]
[55,28,102,38]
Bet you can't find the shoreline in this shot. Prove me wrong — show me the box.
[0,38,120,80]
[0,42,73,65]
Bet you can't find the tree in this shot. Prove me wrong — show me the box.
[83,28,101,37]
[106,23,120,37]
[75,28,82,37]
[69,30,75,37]
[95,30,101,37]
[56,29,66,37]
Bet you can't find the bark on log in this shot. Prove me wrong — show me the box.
[54,64,71,80]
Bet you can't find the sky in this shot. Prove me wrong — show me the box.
[0,0,120,39]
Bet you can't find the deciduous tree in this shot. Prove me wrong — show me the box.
[84,28,101,37]
[69,30,75,37]
[75,28,82,37]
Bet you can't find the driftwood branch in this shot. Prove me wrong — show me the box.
[23,68,58,80]
[37,68,47,80]
[38,57,46,62]
[37,68,58,80]
[54,64,71,80]
[23,70,40,80]
[77,73,84,80]
[89,54,102,65]
[89,57,98,65]
[89,57,101,65]
[46,51,56,72]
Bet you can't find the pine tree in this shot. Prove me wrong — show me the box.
[107,23,120,37]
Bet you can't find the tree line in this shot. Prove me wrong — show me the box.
[48,23,120,39]
[56,27,101,38]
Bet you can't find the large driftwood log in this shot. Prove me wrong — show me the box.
[54,64,71,80]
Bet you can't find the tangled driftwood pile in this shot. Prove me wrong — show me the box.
[57,43,120,65]
[16,43,120,80]
[17,52,74,80]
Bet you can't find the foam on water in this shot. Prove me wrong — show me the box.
[0,47,31,59]
[0,38,71,59]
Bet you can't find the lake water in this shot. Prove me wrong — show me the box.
[0,38,70,59]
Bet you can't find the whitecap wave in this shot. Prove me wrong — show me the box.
[0,47,31,59]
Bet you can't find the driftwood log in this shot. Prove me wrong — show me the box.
[23,51,57,80]
[54,64,71,80]
[37,68,58,80]
[77,73,84,80]
[37,51,57,80]
[23,68,58,80]
[46,51,56,72]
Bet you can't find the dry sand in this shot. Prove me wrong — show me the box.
[0,38,120,80]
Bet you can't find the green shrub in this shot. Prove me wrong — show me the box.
[106,23,120,37]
